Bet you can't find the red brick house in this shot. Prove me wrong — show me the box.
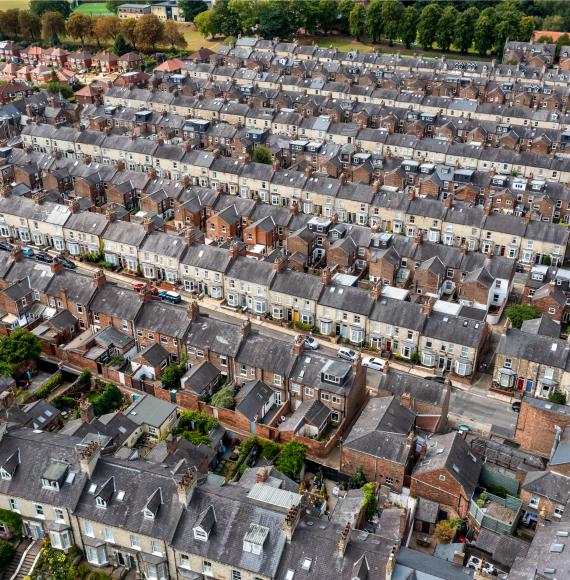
[410,431,482,518]
[341,396,416,492]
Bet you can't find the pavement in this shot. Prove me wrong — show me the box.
[34,254,517,436]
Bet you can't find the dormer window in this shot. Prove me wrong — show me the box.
[96,496,107,509]
[41,478,60,491]
[193,504,216,542]
[0,468,12,481]
[143,508,154,520]
[194,527,209,541]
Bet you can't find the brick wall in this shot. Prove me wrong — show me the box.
[341,449,408,492]
[410,468,470,518]
[515,400,570,456]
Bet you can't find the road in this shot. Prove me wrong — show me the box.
[450,388,518,438]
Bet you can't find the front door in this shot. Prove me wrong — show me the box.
[386,340,392,352]
[29,522,44,540]
[517,377,525,390]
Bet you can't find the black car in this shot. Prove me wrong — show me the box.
[0,241,12,252]
[35,251,54,264]
[247,444,262,467]
[55,254,76,269]
[425,376,446,384]
[511,401,521,413]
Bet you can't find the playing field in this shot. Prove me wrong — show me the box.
[73,2,113,16]
[0,0,29,9]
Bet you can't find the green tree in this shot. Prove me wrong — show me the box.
[228,0,259,35]
[366,0,383,44]
[0,329,41,376]
[257,0,298,40]
[175,410,219,435]
[46,81,73,98]
[213,0,241,37]
[506,304,542,329]
[134,13,165,52]
[91,384,123,416]
[494,10,521,54]
[194,9,221,39]
[338,0,354,35]
[19,10,41,42]
[349,3,366,41]
[361,482,377,518]
[400,6,417,49]
[298,0,319,34]
[275,440,307,479]
[348,466,367,489]
[252,145,272,164]
[30,0,71,18]
[94,15,122,46]
[381,0,404,45]
[211,385,235,409]
[41,10,65,43]
[179,0,208,22]
[161,362,185,389]
[319,0,338,34]
[417,3,441,50]
[0,539,15,569]
[436,5,458,52]
[112,33,129,56]
[454,6,479,54]
[435,517,462,543]
[66,12,94,46]
[542,14,565,32]
[0,9,21,39]
[549,391,567,405]
[120,18,139,50]
[518,14,535,41]
[163,20,187,51]
[474,7,495,55]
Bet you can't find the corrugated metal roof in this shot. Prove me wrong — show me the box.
[247,482,301,510]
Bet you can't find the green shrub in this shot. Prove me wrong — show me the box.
[275,440,307,480]
[293,321,314,331]
[52,396,77,410]
[410,352,421,364]
[0,508,22,537]
[90,384,123,416]
[261,441,281,461]
[79,370,92,386]
[34,372,63,399]
[361,483,377,519]
[549,391,567,405]
[180,431,211,446]
[175,411,219,437]
[0,540,15,569]
[348,466,367,489]
[210,385,234,409]
[506,304,542,329]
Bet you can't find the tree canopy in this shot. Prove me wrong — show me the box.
[211,385,235,409]
[0,329,41,377]
[275,440,307,479]
[252,145,272,165]
[30,0,71,19]
[506,304,542,329]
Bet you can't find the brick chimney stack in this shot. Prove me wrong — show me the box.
[371,281,381,301]
[407,187,415,201]
[304,166,313,178]
[79,441,100,478]
[51,258,64,274]
[188,300,199,321]
[256,467,269,483]
[177,467,197,507]
[321,267,331,286]
[143,216,154,233]
[415,231,423,245]
[10,247,23,262]
[80,397,95,423]
[293,334,304,356]
[283,505,301,542]
[184,228,195,246]
[241,316,251,337]
[93,269,106,288]
[338,522,351,558]
[422,298,433,317]
[444,195,453,208]
[273,255,287,272]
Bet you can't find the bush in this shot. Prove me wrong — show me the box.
[506,304,542,329]
[0,539,15,568]
[361,483,377,519]
[90,384,123,416]
[435,517,463,543]
[175,410,219,437]
[0,328,42,376]
[549,391,567,405]
[293,321,314,332]
[34,372,63,399]
[210,385,234,409]
[52,395,77,410]
[275,440,307,480]
[78,370,91,386]
[0,508,22,538]
[410,352,421,364]
[348,466,367,489]
[261,441,281,461]
[180,431,211,446]
[161,361,186,390]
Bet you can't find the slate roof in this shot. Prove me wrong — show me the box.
[125,394,176,429]
[186,315,244,358]
[394,547,474,580]
[412,431,482,499]
[181,361,221,395]
[344,397,415,464]
[374,370,448,408]
[136,301,191,339]
[522,470,570,505]
[236,332,297,377]
[236,380,274,421]
[90,284,142,321]
[520,315,561,338]
[422,312,486,349]
[471,528,529,569]
[497,328,569,368]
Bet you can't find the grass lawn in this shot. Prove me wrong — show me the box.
[0,0,29,8]
[73,2,113,16]
[178,24,222,52]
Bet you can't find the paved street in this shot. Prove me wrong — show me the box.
[450,387,518,438]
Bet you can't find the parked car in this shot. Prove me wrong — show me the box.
[337,347,358,362]
[22,246,34,257]
[511,401,521,413]
[134,282,159,295]
[55,255,76,269]
[159,290,181,304]
[0,241,12,252]
[303,336,319,350]
[362,357,386,371]
[35,251,53,264]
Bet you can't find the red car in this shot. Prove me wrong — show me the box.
[133,282,159,295]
